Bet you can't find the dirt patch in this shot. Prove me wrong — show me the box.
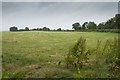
[47,61,56,65]
[3,64,20,72]
[49,55,56,57]
[24,65,41,70]
[22,65,42,78]
[83,59,96,65]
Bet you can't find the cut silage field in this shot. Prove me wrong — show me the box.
[2,31,118,78]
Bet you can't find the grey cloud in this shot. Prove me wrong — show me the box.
[0,2,2,31]
[2,2,118,31]
[2,0,120,2]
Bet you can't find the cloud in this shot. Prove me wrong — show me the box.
[0,2,2,31]
[2,0,120,2]
[2,2,118,31]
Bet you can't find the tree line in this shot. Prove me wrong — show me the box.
[10,27,51,31]
[72,14,120,30]
[10,14,120,32]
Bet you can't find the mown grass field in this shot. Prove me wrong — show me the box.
[2,31,118,78]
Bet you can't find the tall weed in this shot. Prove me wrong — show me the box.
[65,37,119,78]
[65,37,90,69]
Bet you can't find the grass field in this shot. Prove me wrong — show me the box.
[2,31,118,78]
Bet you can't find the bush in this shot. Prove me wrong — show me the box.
[103,38,120,77]
[65,37,120,78]
[65,37,90,69]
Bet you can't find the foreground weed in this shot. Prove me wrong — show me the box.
[65,37,119,78]
[65,37,90,69]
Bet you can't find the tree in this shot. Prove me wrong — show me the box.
[39,28,43,31]
[57,28,62,31]
[37,28,40,31]
[19,29,25,31]
[87,22,97,29]
[72,22,81,30]
[32,28,37,31]
[114,14,120,29]
[43,27,50,31]
[98,22,105,29]
[103,14,120,29]
[10,26,18,31]
[104,19,113,29]
[104,14,120,29]
[25,27,29,31]
[82,22,88,29]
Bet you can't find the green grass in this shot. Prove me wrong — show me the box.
[2,31,118,78]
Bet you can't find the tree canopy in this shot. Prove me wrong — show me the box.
[9,14,119,32]
[72,22,81,30]
[25,27,29,31]
[57,28,62,31]
[82,22,88,29]
[87,22,97,29]
[10,26,18,31]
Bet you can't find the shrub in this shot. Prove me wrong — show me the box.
[65,37,119,78]
[65,37,90,69]
[103,38,120,76]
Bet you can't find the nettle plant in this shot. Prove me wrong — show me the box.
[65,37,90,69]
[103,38,120,76]
[65,37,120,78]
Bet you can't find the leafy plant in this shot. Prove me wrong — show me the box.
[65,37,119,78]
[65,37,90,69]
[103,38,120,77]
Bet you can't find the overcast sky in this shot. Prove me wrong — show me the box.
[2,2,118,31]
